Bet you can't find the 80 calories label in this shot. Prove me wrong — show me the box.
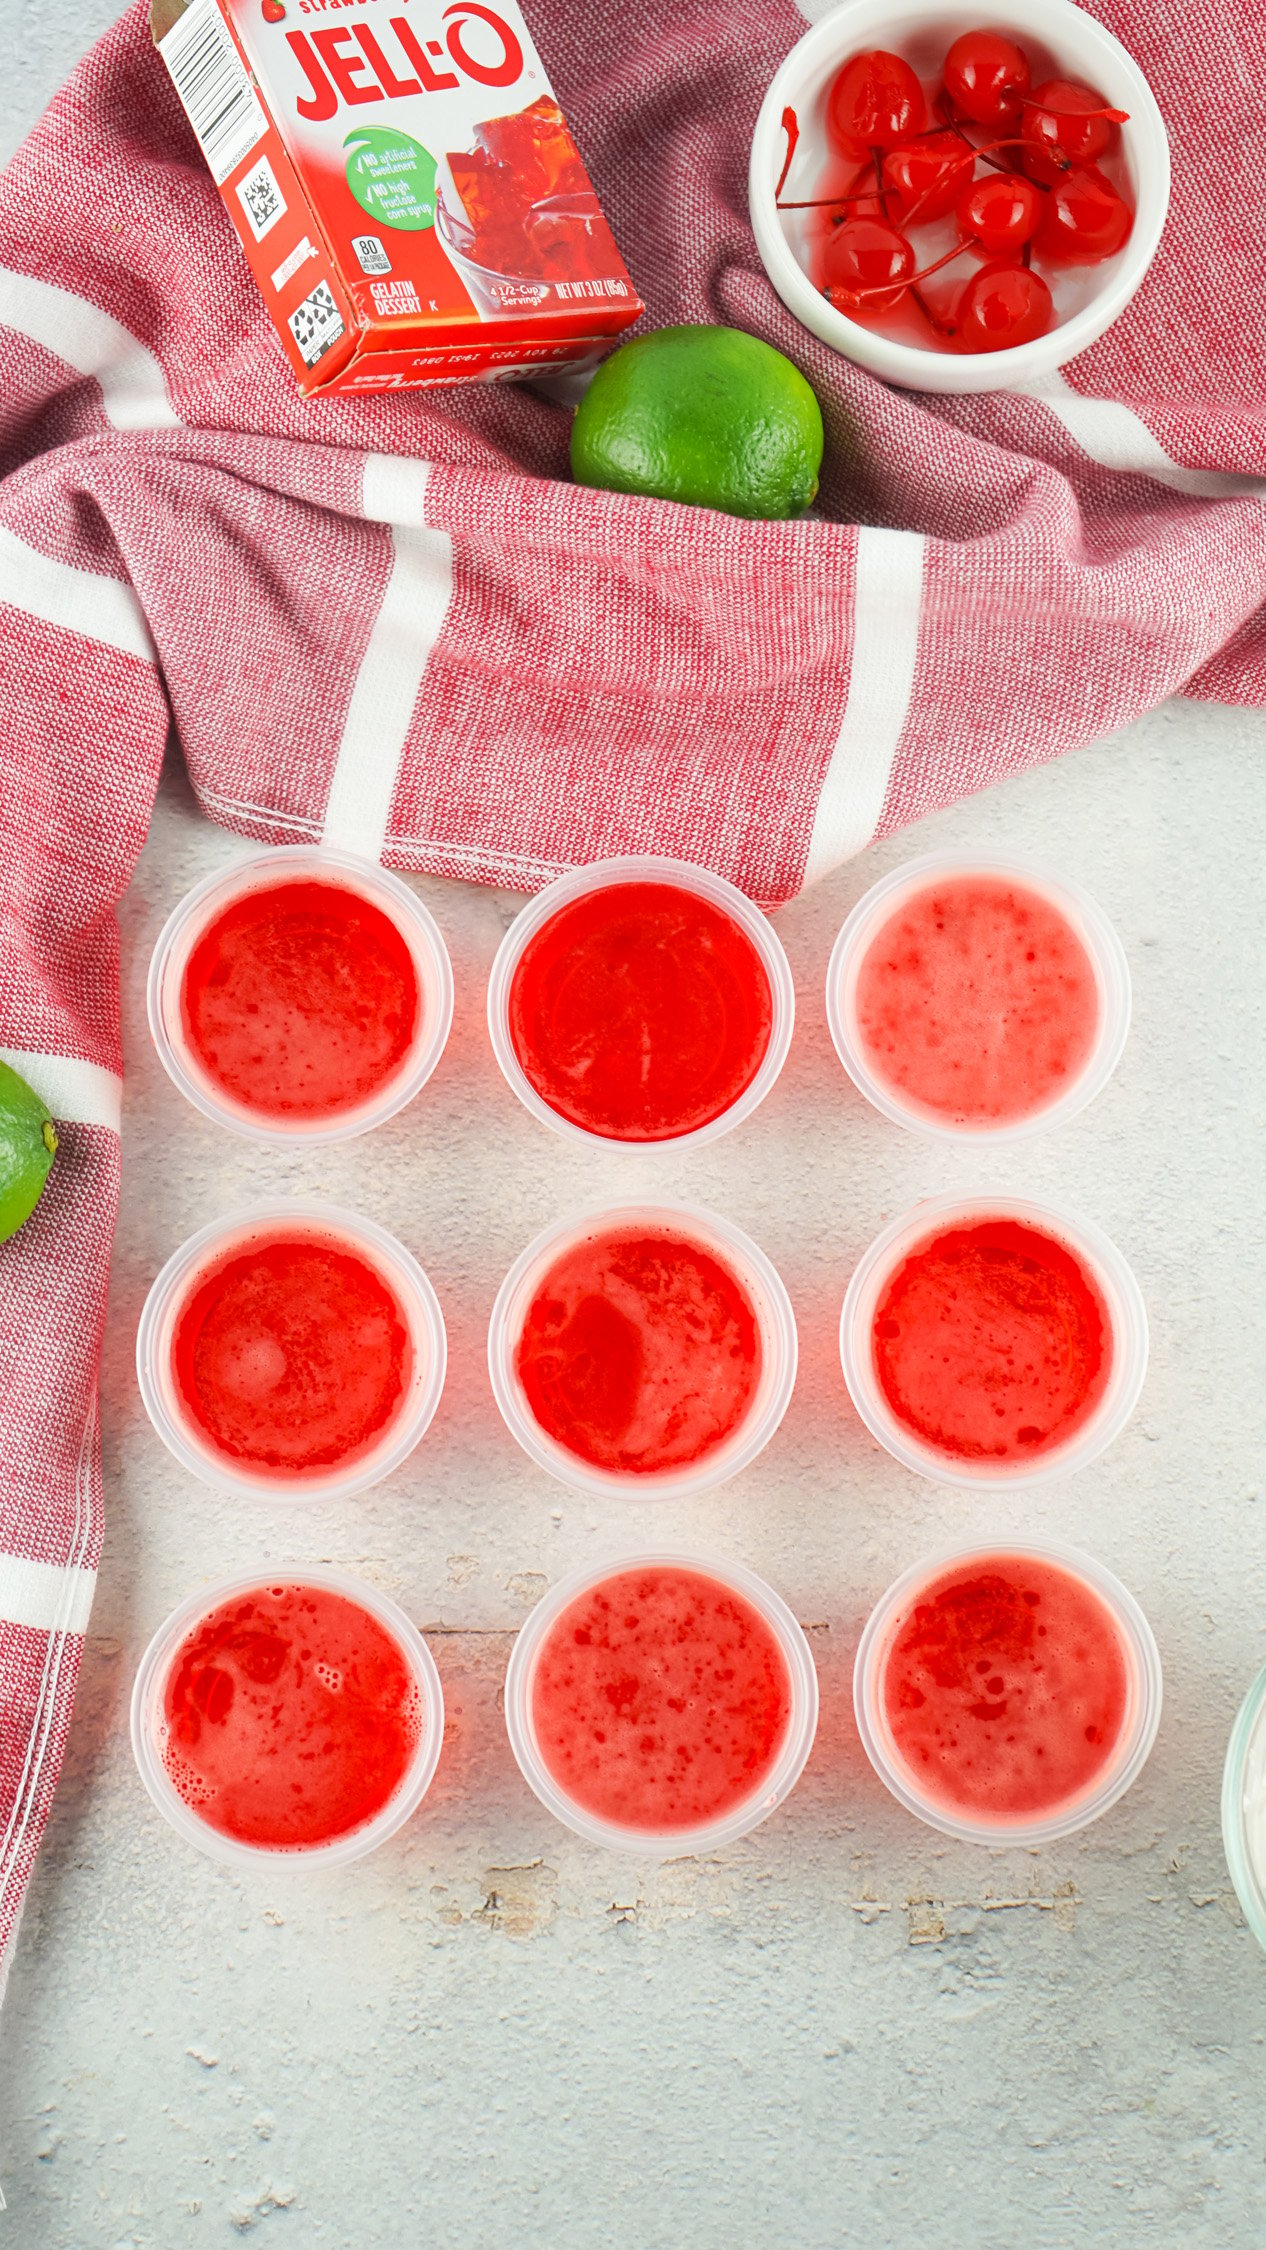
[288,279,346,368]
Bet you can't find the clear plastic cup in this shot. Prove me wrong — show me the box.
[130,1564,445,1869]
[486,854,795,1151]
[825,849,1132,1144]
[1221,1663,1266,1953]
[504,1549,820,1854]
[136,1201,447,1503]
[147,845,454,1145]
[488,1200,798,1501]
[853,1537,1163,1848]
[839,1191,1148,1490]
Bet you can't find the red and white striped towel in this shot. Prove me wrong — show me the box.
[0,0,1263,1960]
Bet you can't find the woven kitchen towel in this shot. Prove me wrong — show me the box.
[0,0,1263,1959]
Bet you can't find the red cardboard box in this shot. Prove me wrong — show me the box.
[153,0,643,395]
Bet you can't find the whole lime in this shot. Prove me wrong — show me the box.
[0,1060,57,1241]
[571,324,824,519]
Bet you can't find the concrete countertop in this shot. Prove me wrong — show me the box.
[5,27,1266,2250]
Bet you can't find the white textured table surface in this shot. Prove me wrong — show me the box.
[1,707,1265,2247]
[6,29,1266,2245]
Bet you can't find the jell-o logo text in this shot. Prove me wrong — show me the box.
[284,5,525,121]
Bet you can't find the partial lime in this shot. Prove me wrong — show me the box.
[0,1060,58,1241]
[571,324,824,519]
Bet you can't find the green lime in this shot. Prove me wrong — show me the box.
[0,1060,57,1241]
[570,324,824,519]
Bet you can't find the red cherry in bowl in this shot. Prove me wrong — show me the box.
[955,260,1054,352]
[882,130,975,226]
[827,51,924,157]
[1022,78,1129,185]
[943,29,1030,128]
[956,171,1043,256]
[823,215,916,314]
[1035,165,1133,264]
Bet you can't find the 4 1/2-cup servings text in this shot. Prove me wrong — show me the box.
[153,0,643,393]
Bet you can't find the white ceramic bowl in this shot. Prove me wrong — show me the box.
[749,0,1170,393]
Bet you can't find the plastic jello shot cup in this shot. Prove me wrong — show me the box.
[840,1192,1148,1490]
[853,1539,1163,1847]
[487,854,795,1149]
[131,1566,445,1868]
[137,1202,447,1503]
[488,1201,798,1501]
[505,1551,819,1854]
[148,845,454,1144]
[826,850,1131,1142]
[1221,1664,1266,1953]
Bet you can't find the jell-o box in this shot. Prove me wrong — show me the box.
[152,0,643,394]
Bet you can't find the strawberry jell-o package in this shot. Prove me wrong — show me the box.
[151,0,643,395]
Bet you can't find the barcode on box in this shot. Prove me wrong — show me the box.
[236,154,285,242]
[160,0,268,187]
[288,280,345,368]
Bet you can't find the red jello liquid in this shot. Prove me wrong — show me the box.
[172,1229,411,1476]
[180,878,421,1122]
[531,1565,792,1830]
[507,882,774,1141]
[514,1226,761,1474]
[160,1582,421,1849]
[872,1217,1111,1463]
[854,874,1100,1126]
[881,1556,1130,1820]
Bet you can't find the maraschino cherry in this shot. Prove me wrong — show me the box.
[1021,78,1128,184]
[882,131,975,225]
[943,29,1030,127]
[956,261,1054,350]
[823,217,916,313]
[1035,165,1133,263]
[956,171,1043,255]
[827,51,924,156]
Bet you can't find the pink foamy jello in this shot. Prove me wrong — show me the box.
[828,853,1130,1138]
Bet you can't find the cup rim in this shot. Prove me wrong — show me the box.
[504,1547,820,1855]
[147,844,455,1146]
[136,1200,448,1504]
[129,1563,446,1869]
[825,848,1132,1144]
[853,1534,1163,1846]
[485,854,796,1152]
[747,0,1171,395]
[839,1190,1148,1488]
[487,1199,799,1501]
[1221,1660,1266,1951]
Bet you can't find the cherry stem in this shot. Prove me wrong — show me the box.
[777,191,888,211]
[775,105,799,201]
[1021,96,1129,123]
[910,283,955,338]
[837,237,971,307]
